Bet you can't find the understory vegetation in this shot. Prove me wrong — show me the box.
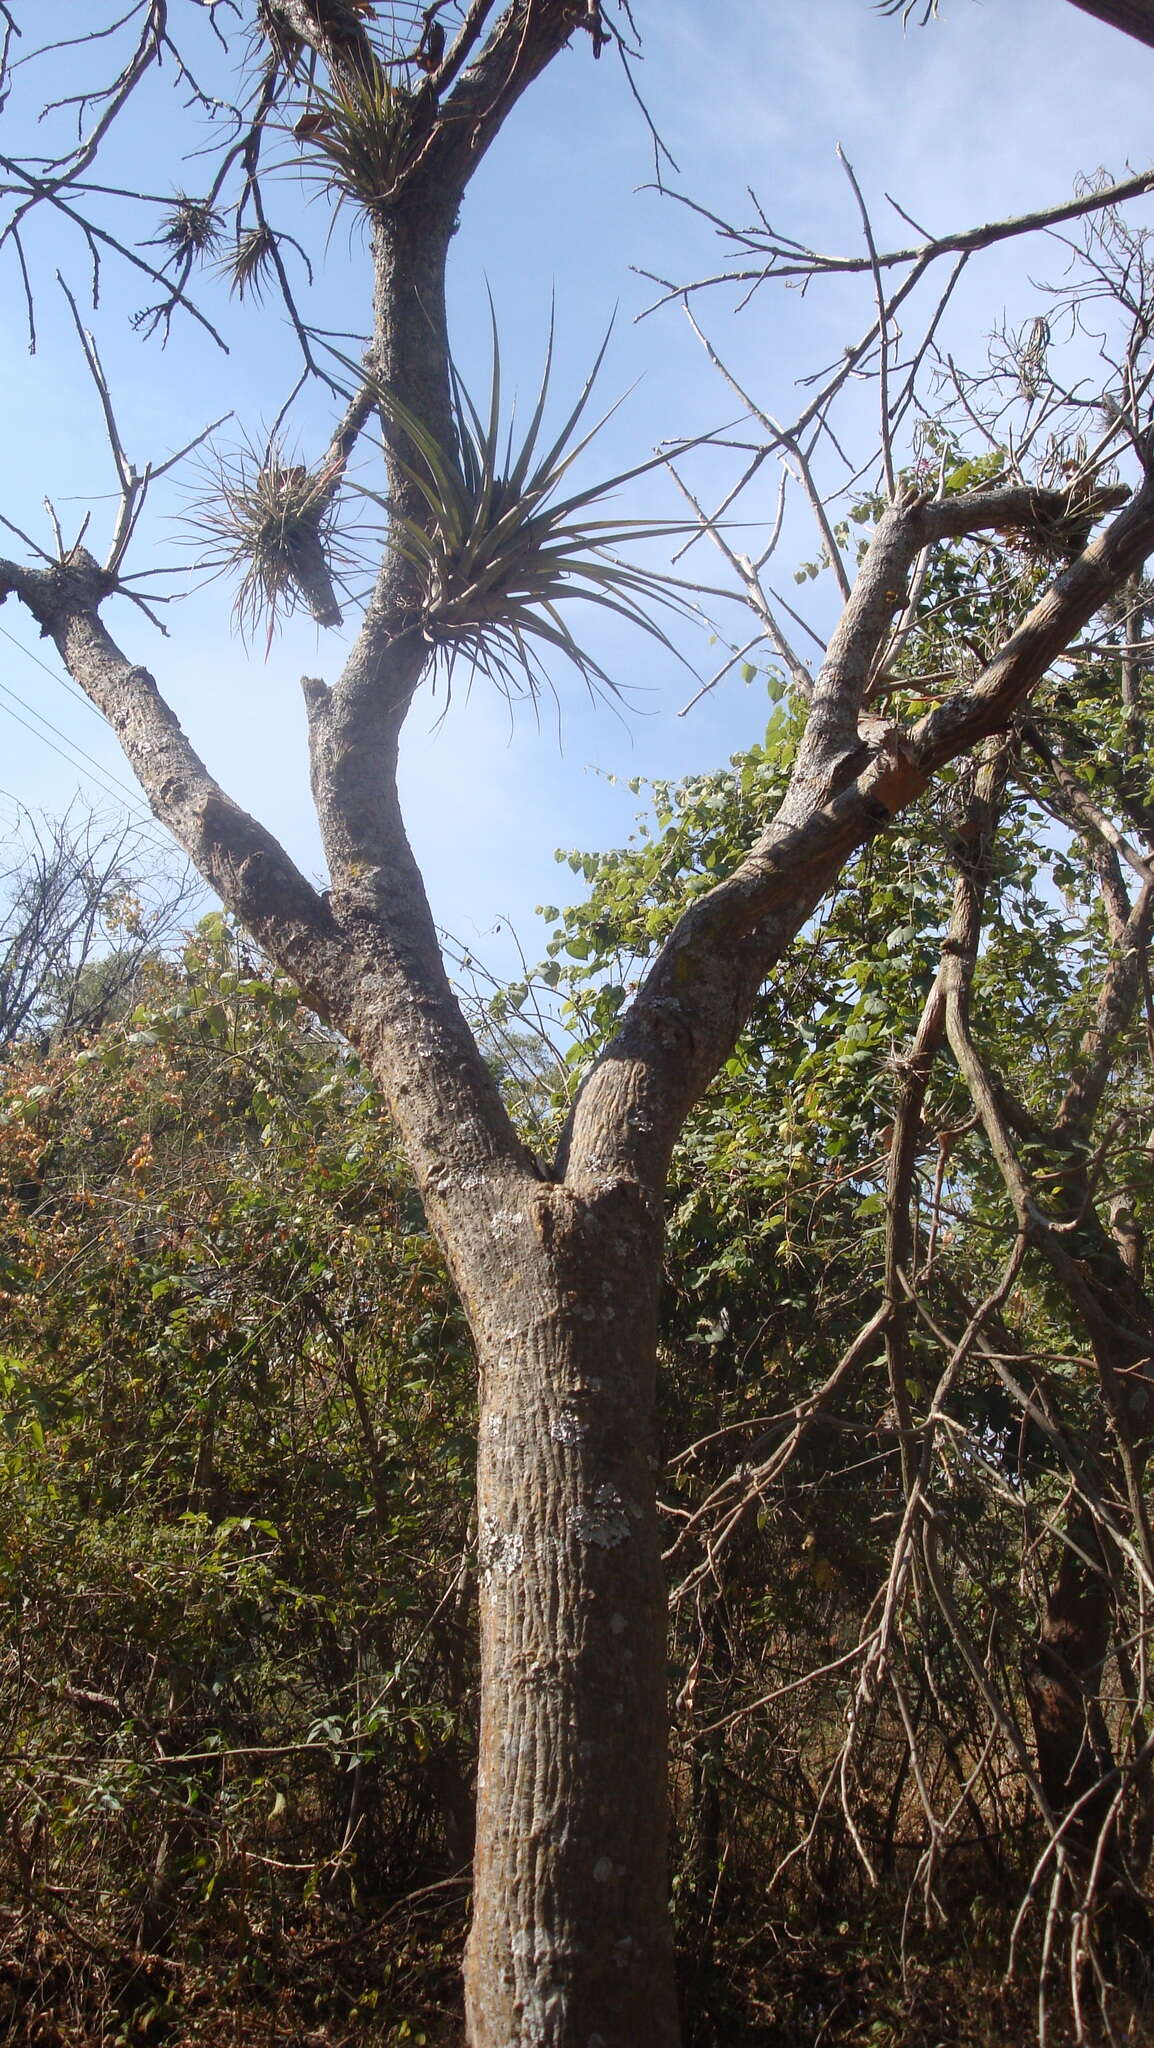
[5,522,1154,2045]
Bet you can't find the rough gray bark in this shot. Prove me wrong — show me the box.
[463,1184,678,2044]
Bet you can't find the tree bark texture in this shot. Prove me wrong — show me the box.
[9,438,1154,2048]
[462,1182,678,2048]
[1024,1521,1116,1864]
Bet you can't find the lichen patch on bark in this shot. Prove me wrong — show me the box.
[570,1485,635,1548]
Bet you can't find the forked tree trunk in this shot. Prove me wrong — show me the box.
[460,1180,680,2048]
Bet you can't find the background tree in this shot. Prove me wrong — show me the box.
[0,802,194,1049]
[522,201,1154,2029]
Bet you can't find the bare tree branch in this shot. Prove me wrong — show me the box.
[1068,0,1154,51]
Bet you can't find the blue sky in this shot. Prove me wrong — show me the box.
[2,0,1153,977]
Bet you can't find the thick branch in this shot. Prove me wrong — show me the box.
[772,483,1125,805]
[0,554,534,1238]
[882,978,946,1490]
[263,0,377,75]
[941,857,1154,1456]
[418,0,590,198]
[0,551,335,969]
[1068,0,1154,50]
[914,468,1154,773]
[559,473,1154,1194]
[883,746,1007,1490]
[1057,865,1154,1142]
[1025,724,1154,893]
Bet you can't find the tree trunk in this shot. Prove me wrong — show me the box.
[1024,1518,1114,1865]
[1025,1210,1154,1875]
[461,1179,680,2048]
[1024,1515,1154,1966]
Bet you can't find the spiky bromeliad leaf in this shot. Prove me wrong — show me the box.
[362,320,702,704]
[875,0,940,21]
[189,444,354,651]
[152,193,223,264]
[293,59,415,214]
[221,225,283,302]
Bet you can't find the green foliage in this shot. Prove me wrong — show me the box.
[0,917,472,2041]
[493,476,1154,2041]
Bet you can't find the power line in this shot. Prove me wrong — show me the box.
[0,624,184,858]
[0,696,159,830]
[0,619,183,821]
[0,690,183,866]
[0,678,150,815]
[0,624,240,889]
[0,620,113,728]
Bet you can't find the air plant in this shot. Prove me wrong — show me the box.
[151,193,224,265]
[875,0,940,21]
[365,322,701,703]
[292,58,416,214]
[188,443,357,650]
[221,224,282,302]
